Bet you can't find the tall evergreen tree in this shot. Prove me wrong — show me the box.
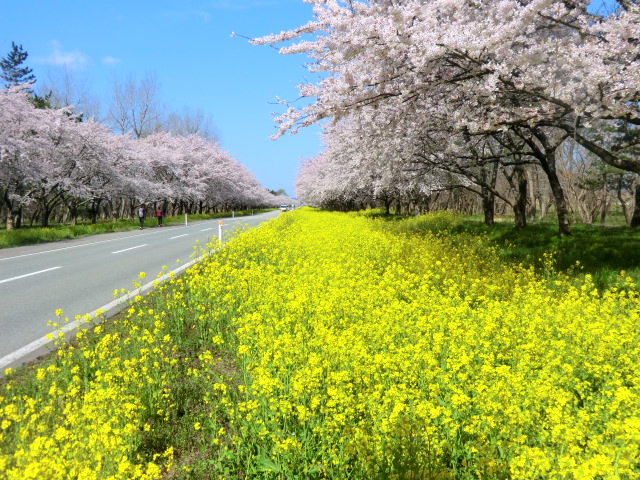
[31,90,52,109]
[0,42,36,89]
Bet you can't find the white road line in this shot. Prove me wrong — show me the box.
[0,214,275,263]
[0,251,210,374]
[0,214,277,375]
[0,221,207,262]
[200,228,213,232]
[112,244,148,254]
[170,234,189,240]
[0,266,62,285]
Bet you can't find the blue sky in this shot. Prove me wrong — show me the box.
[0,0,323,196]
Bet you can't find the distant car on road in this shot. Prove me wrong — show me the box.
[279,205,288,212]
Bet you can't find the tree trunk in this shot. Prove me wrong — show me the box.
[526,168,537,220]
[89,199,102,224]
[3,189,20,230]
[480,162,499,226]
[522,128,571,235]
[5,212,15,230]
[546,165,572,236]
[631,182,640,227]
[14,207,22,229]
[617,174,631,226]
[538,194,550,221]
[481,186,495,226]
[40,204,51,228]
[129,199,137,220]
[118,197,127,220]
[384,197,391,215]
[600,173,608,224]
[513,165,528,228]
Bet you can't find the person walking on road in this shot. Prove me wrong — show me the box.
[137,205,145,229]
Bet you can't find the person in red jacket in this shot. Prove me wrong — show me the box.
[156,208,163,226]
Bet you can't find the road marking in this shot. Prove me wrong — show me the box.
[0,251,211,374]
[0,212,277,262]
[0,212,277,376]
[170,234,189,240]
[200,228,213,232]
[0,266,62,285]
[112,244,148,254]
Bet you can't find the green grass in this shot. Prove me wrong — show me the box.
[0,209,274,249]
[379,211,640,292]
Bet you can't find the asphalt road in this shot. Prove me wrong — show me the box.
[0,211,280,373]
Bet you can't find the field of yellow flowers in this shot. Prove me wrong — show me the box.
[1,209,639,479]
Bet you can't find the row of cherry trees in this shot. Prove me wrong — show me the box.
[257,0,640,234]
[0,86,279,230]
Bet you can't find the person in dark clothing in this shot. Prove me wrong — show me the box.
[137,205,145,229]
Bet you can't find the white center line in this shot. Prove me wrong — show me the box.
[200,228,213,232]
[0,266,62,285]
[170,234,189,239]
[112,244,148,254]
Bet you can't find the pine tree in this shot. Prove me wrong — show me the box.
[0,42,36,88]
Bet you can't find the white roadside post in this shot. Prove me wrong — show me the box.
[218,221,223,244]
[185,214,188,226]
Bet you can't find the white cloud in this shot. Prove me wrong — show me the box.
[39,41,89,70]
[101,56,122,67]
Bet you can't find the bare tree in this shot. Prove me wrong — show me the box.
[39,65,102,120]
[166,107,219,141]
[108,71,163,138]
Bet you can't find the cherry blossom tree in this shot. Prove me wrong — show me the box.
[0,86,50,228]
[56,120,130,224]
[0,88,130,227]
[254,0,640,234]
[1,83,274,229]
[297,115,451,212]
